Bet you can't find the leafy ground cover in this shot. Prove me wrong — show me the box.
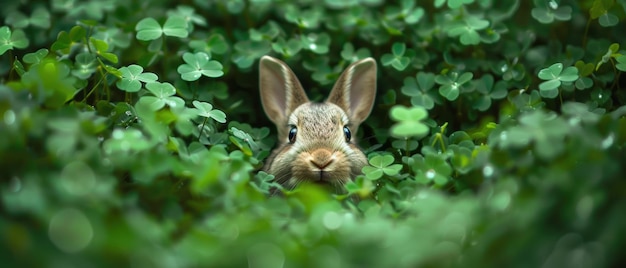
[1,0,626,267]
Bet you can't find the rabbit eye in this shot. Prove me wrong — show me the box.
[288,126,297,143]
[343,126,351,142]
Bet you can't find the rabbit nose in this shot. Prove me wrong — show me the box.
[310,150,334,170]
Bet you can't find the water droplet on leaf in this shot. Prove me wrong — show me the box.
[499,131,508,141]
[425,169,436,179]
[601,134,614,149]
[482,165,494,177]
[549,0,558,9]
[500,64,508,72]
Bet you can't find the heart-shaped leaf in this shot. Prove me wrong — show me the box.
[177,52,224,81]
[135,18,163,41]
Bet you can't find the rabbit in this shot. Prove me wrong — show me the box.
[259,55,377,193]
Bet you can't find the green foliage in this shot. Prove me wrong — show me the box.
[538,63,579,98]
[1,1,626,267]
[531,0,573,24]
[362,154,403,180]
[117,65,158,92]
[135,16,189,40]
[381,42,411,71]
[447,16,490,45]
[389,106,429,138]
[0,26,28,55]
[177,52,224,81]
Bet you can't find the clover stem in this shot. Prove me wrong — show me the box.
[609,58,619,91]
[99,64,111,101]
[82,75,105,102]
[582,18,591,49]
[404,138,410,157]
[8,51,15,81]
[199,117,208,142]
[430,122,448,153]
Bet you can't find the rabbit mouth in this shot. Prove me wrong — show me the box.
[291,168,347,185]
[309,170,333,184]
[304,169,349,186]
[295,170,334,184]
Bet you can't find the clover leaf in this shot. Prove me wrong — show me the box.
[249,21,281,41]
[0,26,29,55]
[50,26,85,54]
[590,0,612,19]
[138,82,185,111]
[177,52,224,81]
[90,38,118,63]
[167,5,207,28]
[344,176,376,198]
[92,28,131,50]
[192,100,227,123]
[232,40,272,69]
[449,144,474,174]
[538,63,579,98]
[189,34,229,56]
[442,0,474,9]
[230,127,260,154]
[435,71,473,101]
[5,7,50,29]
[400,72,438,109]
[434,0,473,8]
[493,60,526,81]
[23,48,49,64]
[598,12,619,27]
[362,155,403,180]
[303,57,335,85]
[21,58,77,108]
[400,0,425,24]
[411,154,453,186]
[616,55,626,72]
[271,37,302,58]
[71,52,97,80]
[285,6,323,29]
[392,138,419,152]
[491,110,570,160]
[103,128,153,154]
[381,42,410,71]
[473,74,508,111]
[116,64,158,92]
[590,0,618,27]
[300,33,330,54]
[4,12,29,29]
[531,0,572,24]
[389,106,429,138]
[135,16,189,41]
[447,17,490,45]
[596,43,620,71]
[340,43,371,62]
[160,16,189,38]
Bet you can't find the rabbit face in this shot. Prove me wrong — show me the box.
[269,103,368,189]
[259,55,377,192]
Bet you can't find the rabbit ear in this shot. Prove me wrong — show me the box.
[327,57,377,125]
[259,56,309,126]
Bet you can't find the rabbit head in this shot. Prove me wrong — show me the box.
[259,55,377,192]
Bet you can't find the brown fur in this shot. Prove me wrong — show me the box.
[259,56,377,192]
